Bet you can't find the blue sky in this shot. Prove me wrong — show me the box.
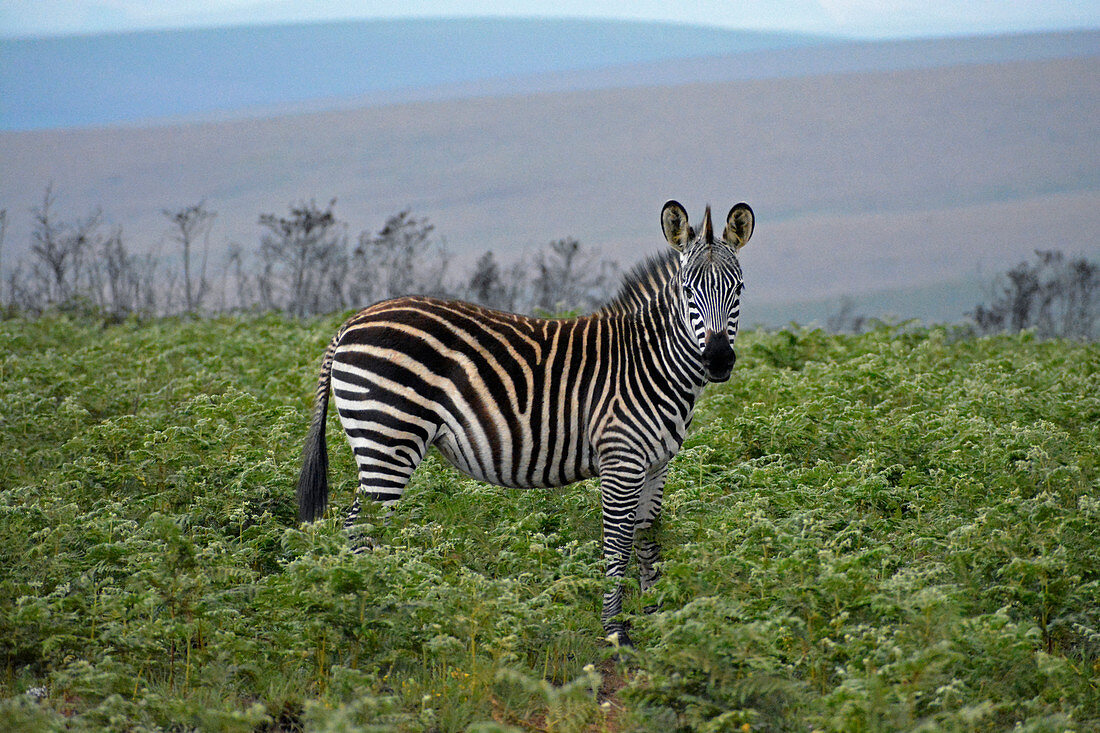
[2,0,1099,39]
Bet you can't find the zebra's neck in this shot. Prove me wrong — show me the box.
[597,249,707,395]
[651,279,709,393]
[599,277,708,404]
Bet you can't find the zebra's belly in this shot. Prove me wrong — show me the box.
[432,424,599,489]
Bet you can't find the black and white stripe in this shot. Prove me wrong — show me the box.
[297,201,754,644]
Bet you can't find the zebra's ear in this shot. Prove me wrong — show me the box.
[661,200,693,251]
[724,203,754,250]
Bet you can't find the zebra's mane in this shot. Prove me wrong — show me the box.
[599,249,680,316]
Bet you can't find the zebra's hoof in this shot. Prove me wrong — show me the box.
[605,627,634,649]
[350,535,380,555]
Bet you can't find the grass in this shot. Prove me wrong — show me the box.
[0,314,1097,731]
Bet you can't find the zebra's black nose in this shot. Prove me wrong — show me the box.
[702,331,735,382]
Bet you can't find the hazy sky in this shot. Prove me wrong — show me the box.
[2,0,1099,39]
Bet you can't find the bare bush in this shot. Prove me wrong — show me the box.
[971,250,1099,340]
[163,202,215,313]
[86,229,161,320]
[257,200,348,318]
[215,243,256,313]
[4,187,163,318]
[28,185,104,309]
[526,237,618,314]
[87,229,133,319]
[2,189,626,321]
[465,250,518,311]
[826,296,871,334]
[350,210,448,305]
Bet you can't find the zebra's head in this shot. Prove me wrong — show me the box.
[661,200,754,382]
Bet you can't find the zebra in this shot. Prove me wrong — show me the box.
[297,200,754,645]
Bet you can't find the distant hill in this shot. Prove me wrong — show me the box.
[1,29,1097,326]
[1,17,830,130]
[4,20,1098,130]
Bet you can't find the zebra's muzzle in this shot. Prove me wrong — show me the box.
[702,330,735,382]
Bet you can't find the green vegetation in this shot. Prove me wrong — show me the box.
[1,315,1097,731]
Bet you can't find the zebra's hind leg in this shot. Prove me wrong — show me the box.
[340,426,431,553]
[342,495,376,553]
[635,462,669,612]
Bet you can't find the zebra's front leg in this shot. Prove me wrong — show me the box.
[635,462,668,611]
[598,457,647,647]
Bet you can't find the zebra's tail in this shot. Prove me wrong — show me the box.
[297,331,341,523]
